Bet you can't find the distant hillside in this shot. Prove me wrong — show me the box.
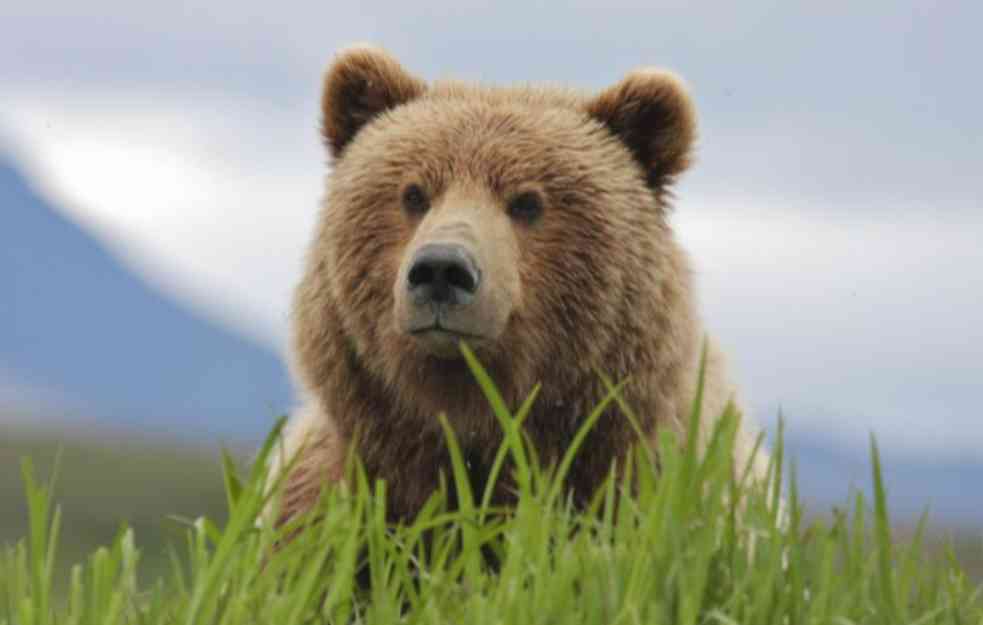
[0,153,292,441]
[0,425,229,589]
[785,429,983,525]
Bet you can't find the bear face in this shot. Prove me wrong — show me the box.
[283,46,721,521]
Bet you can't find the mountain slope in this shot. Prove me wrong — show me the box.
[785,429,983,525]
[0,153,292,441]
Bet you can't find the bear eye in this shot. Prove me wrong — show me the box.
[507,191,544,224]
[402,183,430,215]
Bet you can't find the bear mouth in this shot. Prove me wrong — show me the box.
[408,323,487,359]
[409,324,485,341]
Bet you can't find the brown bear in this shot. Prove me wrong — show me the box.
[268,45,770,525]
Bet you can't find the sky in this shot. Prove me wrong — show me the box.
[2,1,981,460]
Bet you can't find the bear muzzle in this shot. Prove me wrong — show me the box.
[393,198,519,360]
[406,243,481,309]
[401,242,488,358]
[396,239,505,359]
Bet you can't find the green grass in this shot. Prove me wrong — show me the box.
[2,347,981,624]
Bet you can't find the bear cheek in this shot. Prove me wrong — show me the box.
[324,231,403,356]
[522,231,619,359]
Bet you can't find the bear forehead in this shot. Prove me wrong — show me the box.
[397,82,601,142]
[344,82,634,194]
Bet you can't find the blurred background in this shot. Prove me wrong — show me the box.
[2,1,980,579]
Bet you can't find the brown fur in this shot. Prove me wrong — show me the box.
[268,45,769,526]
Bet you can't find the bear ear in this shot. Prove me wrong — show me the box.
[321,45,427,158]
[585,69,697,188]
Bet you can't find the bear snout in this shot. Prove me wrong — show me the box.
[390,191,520,359]
[400,242,493,358]
[394,234,515,359]
[406,243,481,308]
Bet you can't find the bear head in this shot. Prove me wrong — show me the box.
[291,46,699,480]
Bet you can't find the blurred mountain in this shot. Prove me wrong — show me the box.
[785,429,983,525]
[0,152,292,441]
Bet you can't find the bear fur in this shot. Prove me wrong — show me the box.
[268,46,770,526]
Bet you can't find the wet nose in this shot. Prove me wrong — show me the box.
[407,244,481,307]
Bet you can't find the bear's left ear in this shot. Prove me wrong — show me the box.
[321,45,427,159]
[585,69,697,188]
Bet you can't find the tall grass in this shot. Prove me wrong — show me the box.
[2,346,980,624]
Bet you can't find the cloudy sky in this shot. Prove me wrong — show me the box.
[2,1,980,459]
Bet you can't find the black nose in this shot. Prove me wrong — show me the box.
[407,244,481,307]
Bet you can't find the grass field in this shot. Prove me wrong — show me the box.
[2,350,981,623]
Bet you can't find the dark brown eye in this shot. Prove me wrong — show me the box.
[507,191,544,224]
[402,184,429,215]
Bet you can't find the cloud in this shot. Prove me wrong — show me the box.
[674,201,983,458]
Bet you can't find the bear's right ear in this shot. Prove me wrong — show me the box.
[321,46,427,158]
